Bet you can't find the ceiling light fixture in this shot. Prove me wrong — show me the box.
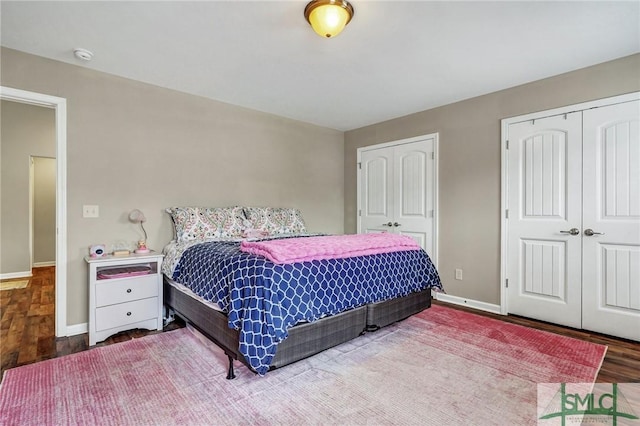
[73,48,93,61]
[304,0,354,38]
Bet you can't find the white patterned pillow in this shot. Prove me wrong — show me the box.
[204,207,246,238]
[243,207,306,235]
[166,206,245,242]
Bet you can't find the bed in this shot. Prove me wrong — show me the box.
[162,206,443,378]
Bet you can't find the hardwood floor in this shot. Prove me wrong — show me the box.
[1,267,638,383]
[1,267,56,373]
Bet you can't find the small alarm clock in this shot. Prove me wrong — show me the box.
[89,244,106,258]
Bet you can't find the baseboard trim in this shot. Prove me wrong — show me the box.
[433,293,502,315]
[0,271,33,280]
[33,261,56,268]
[66,323,88,337]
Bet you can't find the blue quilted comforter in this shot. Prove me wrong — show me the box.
[171,239,442,375]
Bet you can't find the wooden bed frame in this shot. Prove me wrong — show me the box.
[164,277,431,378]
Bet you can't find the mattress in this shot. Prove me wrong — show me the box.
[165,278,224,312]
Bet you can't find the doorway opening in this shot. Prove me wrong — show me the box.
[1,86,68,337]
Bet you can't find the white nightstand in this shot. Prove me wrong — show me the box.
[85,251,164,346]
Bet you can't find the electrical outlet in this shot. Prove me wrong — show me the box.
[455,268,463,280]
[83,205,99,218]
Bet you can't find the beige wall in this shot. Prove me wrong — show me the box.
[33,157,56,265]
[1,100,56,275]
[3,44,637,327]
[345,54,640,306]
[1,47,344,327]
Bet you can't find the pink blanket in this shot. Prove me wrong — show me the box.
[240,233,420,264]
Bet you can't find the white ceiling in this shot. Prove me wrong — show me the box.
[1,1,638,131]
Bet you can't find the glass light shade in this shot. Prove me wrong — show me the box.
[128,209,146,224]
[305,1,354,38]
[128,209,148,242]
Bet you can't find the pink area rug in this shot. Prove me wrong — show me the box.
[0,305,606,425]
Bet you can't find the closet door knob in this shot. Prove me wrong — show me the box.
[126,288,132,293]
[383,222,393,227]
[393,222,401,227]
[126,312,132,316]
[584,229,604,236]
[560,228,580,236]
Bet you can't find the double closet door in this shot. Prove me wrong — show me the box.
[506,98,639,341]
[358,135,437,261]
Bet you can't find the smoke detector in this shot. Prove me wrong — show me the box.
[73,48,93,61]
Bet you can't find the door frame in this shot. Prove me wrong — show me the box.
[356,133,439,267]
[500,91,640,315]
[1,86,68,337]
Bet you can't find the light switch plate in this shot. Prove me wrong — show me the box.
[83,205,99,218]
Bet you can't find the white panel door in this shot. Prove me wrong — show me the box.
[507,113,583,328]
[360,148,394,234]
[582,100,640,341]
[359,137,436,257]
[394,139,435,254]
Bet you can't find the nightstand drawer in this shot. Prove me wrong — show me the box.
[95,297,158,332]
[95,275,158,307]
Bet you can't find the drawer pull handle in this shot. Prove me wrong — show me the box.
[126,312,132,316]
[126,288,132,293]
